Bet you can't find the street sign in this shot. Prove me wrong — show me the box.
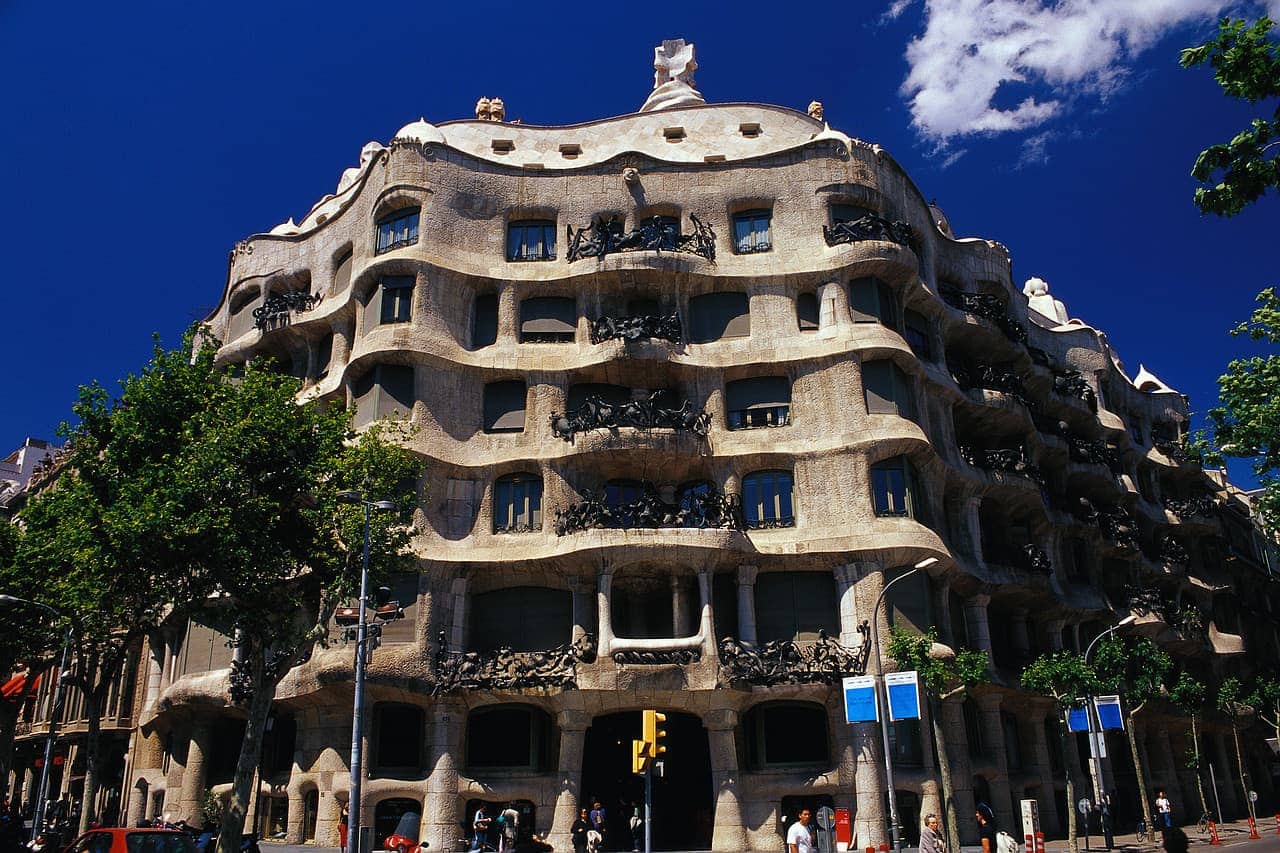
[886,670,921,721]
[1067,706,1089,732]
[1077,798,1092,816]
[1094,695,1125,730]
[816,806,836,853]
[817,807,835,831]
[835,808,852,851]
[1249,790,1258,803]
[843,675,877,723]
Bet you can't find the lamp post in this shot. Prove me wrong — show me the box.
[0,594,72,840]
[1081,616,1137,810]
[337,491,396,853]
[870,557,939,853]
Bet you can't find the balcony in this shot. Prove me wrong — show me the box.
[717,626,871,687]
[958,444,1044,485]
[939,285,1028,344]
[1050,369,1098,411]
[1156,533,1191,567]
[985,542,1053,575]
[1096,505,1140,550]
[253,290,320,332]
[431,633,596,695]
[549,392,710,442]
[1163,494,1218,521]
[951,362,1036,410]
[822,213,914,250]
[567,214,716,262]
[588,311,682,344]
[554,484,739,535]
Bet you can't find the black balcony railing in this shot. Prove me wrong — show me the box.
[566,214,716,262]
[554,484,739,535]
[1064,432,1120,471]
[1157,534,1191,566]
[822,213,914,250]
[958,444,1044,484]
[253,290,320,331]
[717,625,871,687]
[1163,494,1218,520]
[589,311,682,344]
[549,393,710,442]
[431,631,596,695]
[939,286,1027,344]
[1097,505,1140,550]
[951,363,1035,410]
[1050,369,1098,410]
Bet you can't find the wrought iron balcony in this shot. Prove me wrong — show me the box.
[938,286,1028,344]
[1125,585,1170,619]
[1064,433,1120,470]
[1097,505,1139,550]
[549,393,710,442]
[1050,369,1098,410]
[554,484,739,535]
[958,444,1044,484]
[1150,424,1197,463]
[613,648,700,665]
[588,311,681,344]
[822,213,914,250]
[253,290,320,331]
[726,406,790,431]
[1163,494,1218,520]
[950,363,1036,410]
[431,631,596,695]
[566,214,716,262]
[986,542,1052,574]
[1157,534,1191,566]
[717,625,871,687]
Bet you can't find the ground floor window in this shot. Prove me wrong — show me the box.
[257,796,288,840]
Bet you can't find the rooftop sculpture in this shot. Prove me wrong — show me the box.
[640,38,706,112]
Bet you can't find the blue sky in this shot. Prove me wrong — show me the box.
[1,0,1275,487]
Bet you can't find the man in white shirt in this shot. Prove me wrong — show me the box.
[787,809,814,853]
[1155,791,1173,829]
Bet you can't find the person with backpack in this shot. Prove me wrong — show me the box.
[976,804,997,853]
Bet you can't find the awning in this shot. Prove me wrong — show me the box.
[2,672,40,700]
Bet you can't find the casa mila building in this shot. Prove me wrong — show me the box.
[27,37,1274,853]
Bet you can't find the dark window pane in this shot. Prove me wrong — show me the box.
[483,381,527,432]
[567,383,631,412]
[797,292,820,331]
[903,309,932,359]
[507,219,557,261]
[871,459,911,517]
[746,703,829,767]
[378,365,415,416]
[726,377,792,430]
[689,292,750,342]
[376,705,423,769]
[469,587,572,652]
[376,208,420,254]
[473,294,498,349]
[466,707,547,769]
[733,210,772,253]
[493,474,542,532]
[831,204,872,225]
[520,297,576,342]
[333,251,353,293]
[379,277,414,325]
[742,470,795,529]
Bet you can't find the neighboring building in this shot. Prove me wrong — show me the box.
[9,40,1279,852]
[0,438,57,509]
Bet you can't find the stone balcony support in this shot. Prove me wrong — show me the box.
[548,710,590,852]
[707,709,748,852]
[424,701,465,852]
[976,693,1015,830]
[178,718,213,826]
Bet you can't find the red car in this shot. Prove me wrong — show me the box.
[63,828,197,853]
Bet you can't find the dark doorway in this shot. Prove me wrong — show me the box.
[580,711,713,851]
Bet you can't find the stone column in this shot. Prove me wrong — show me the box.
[706,710,748,852]
[178,719,213,825]
[423,701,465,852]
[940,697,976,844]
[964,595,993,655]
[497,282,518,344]
[976,693,1015,829]
[1027,709,1062,835]
[736,565,758,644]
[1043,620,1066,652]
[817,281,849,338]
[597,565,616,658]
[143,634,166,718]
[697,569,716,660]
[568,577,592,644]
[1009,609,1031,660]
[672,576,689,637]
[317,787,343,849]
[449,575,468,651]
[548,711,590,851]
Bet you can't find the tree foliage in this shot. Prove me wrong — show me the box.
[1181,17,1280,217]
[1093,636,1171,710]
[886,628,989,697]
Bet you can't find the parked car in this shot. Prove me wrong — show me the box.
[62,828,196,853]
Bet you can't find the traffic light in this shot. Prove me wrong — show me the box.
[631,739,650,775]
[642,710,667,759]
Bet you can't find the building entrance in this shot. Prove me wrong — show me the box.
[580,711,713,851]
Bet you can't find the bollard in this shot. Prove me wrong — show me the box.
[879,845,889,853]
[1274,814,1280,835]
[1035,831,1046,853]
[1210,821,1223,846]
[865,846,874,853]
[1025,834,1033,853]
[1249,816,1260,840]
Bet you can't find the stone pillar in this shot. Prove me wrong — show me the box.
[597,565,616,658]
[1043,620,1066,652]
[125,781,148,828]
[178,719,212,825]
[817,281,849,338]
[939,697,976,844]
[568,577,592,644]
[449,575,468,651]
[1027,709,1062,835]
[736,565,758,645]
[1009,609,1031,660]
[143,634,165,718]
[548,711,590,851]
[423,701,465,852]
[976,693,1015,830]
[697,569,716,660]
[317,788,343,849]
[497,282,518,344]
[706,710,748,852]
[964,595,992,654]
[672,576,689,637]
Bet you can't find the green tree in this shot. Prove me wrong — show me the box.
[1180,17,1280,217]
[1169,673,1210,816]
[1217,677,1257,823]
[1093,637,1172,825]
[1022,651,1098,853]
[887,628,989,853]
[1249,672,1280,744]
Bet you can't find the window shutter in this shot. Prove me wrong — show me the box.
[567,383,631,412]
[315,334,333,379]
[333,251,353,293]
[863,361,896,414]
[377,365,415,417]
[849,277,880,323]
[796,293,819,331]
[483,381,527,432]
[878,280,901,331]
[894,364,918,421]
[726,376,792,412]
[378,574,419,644]
[352,370,377,426]
[689,292,750,342]
[472,294,498,348]
[362,285,383,334]
[520,297,577,335]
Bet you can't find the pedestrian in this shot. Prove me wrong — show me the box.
[472,803,493,852]
[1100,791,1114,851]
[786,808,814,853]
[1155,791,1172,829]
[1161,827,1188,853]
[572,809,591,853]
[629,804,642,852]
[975,804,996,853]
[919,814,944,853]
[501,803,519,851]
[588,801,606,848]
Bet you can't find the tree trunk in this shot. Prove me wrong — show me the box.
[1229,724,1254,823]
[929,696,960,853]
[214,646,276,853]
[1190,715,1209,816]
[0,701,17,803]
[1125,708,1152,826]
[1057,719,1077,853]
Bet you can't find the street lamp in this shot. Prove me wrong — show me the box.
[1082,616,1137,812]
[0,594,73,840]
[871,557,940,853]
[336,491,396,853]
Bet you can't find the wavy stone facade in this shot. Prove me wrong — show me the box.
[97,46,1280,853]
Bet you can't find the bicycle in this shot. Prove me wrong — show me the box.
[1135,817,1150,843]
[1196,812,1218,838]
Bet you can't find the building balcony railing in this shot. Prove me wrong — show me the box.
[958,444,1044,485]
[554,485,739,535]
[549,393,710,442]
[717,625,871,687]
[726,406,790,431]
[1050,369,1098,410]
[1097,505,1140,550]
[1156,533,1192,566]
[1163,494,1219,520]
[588,311,682,344]
[822,213,914,250]
[938,286,1027,344]
[986,543,1053,575]
[951,363,1036,410]
[431,632,596,695]
[253,290,320,332]
[566,214,716,262]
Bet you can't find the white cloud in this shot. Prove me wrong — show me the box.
[901,0,1240,143]
[1016,131,1052,168]
[883,0,917,21]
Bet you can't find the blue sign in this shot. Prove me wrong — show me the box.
[1095,695,1125,730]
[1066,706,1090,732]
[843,676,877,723]
[886,671,921,721]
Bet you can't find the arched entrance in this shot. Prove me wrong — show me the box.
[580,711,713,851]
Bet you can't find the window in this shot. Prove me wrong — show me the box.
[483,381,527,433]
[469,587,572,652]
[886,569,932,633]
[754,572,838,642]
[948,592,969,648]
[568,383,631,412]
[863,361,917,420]
[378,276,414,325]
[472,294,498,349]
[604,478,645,510]
[745,703,829,767]
[849,277,900,330]
[963,699,986,758]
[797,292,820,332]
[333,249,353,293]
[465,706,551,770]
[493,474,542,533]
[1003,713,1023,770]
[1067,538,1091,584]
[688,292,750,343]
[374,800,421,853]
[314,333,333,380]
[870,457,921,519]
[889,718,924,767]
[375,705,423,770]
[644,214,682,250]
[733,209,772,254]
[742,470,795,529]
[353,364,415,426]
[903,309,933,360]
[725,376,791,430]
[376,207,420,254]
[124,835,195,853]
[507,219,556,261]
[228,288,263,341]
[520,297,576,342]
[831,203,874,225]
[1129,420,1145,445]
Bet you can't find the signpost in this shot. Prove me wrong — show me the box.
[885,671,921,721]
[843,676,878,723]
[816,806,836,853]
[1077,798,1092,852]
